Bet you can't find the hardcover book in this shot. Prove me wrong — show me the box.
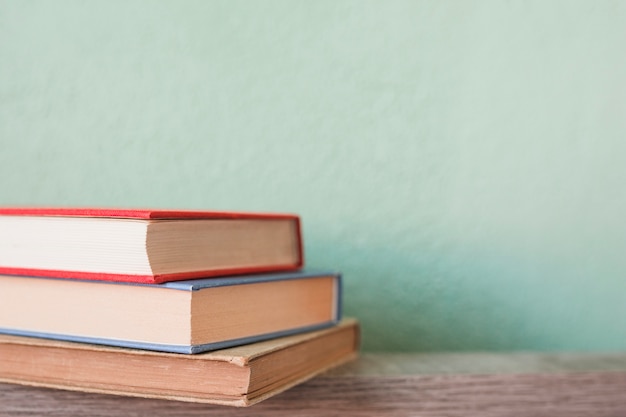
[0,207,303,284]
[0,319,359,407]
[0,270,341,354]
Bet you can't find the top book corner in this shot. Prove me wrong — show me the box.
[0,208,303,284]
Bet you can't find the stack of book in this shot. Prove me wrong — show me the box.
[0,208,359,407]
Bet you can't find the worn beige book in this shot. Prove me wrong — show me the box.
[0,319,359,407]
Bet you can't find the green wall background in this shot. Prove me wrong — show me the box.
[1,0,626,351]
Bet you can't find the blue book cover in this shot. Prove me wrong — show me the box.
[0,270,342,354]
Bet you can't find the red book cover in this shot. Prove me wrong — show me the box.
[0,208,304,284]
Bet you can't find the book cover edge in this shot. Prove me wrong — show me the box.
[0,207,300,220]
[0,321,339,354]
[0,263,304,284]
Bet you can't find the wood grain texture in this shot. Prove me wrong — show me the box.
[2,353,626,416]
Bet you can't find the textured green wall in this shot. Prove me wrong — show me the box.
[1,1,626,351]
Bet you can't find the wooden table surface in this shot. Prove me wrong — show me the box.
[2,352,626,416]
